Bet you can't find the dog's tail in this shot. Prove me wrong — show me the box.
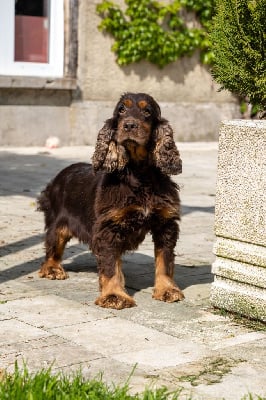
[37,183,55,229]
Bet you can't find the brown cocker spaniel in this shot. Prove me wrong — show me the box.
[38,92,184,309]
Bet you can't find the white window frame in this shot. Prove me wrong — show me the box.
[0,0,64,77]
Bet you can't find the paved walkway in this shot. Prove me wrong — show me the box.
[0,144,265,399]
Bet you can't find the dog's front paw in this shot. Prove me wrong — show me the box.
[153,286,185,303]
[95,293,136,309]
[39,262,69,280]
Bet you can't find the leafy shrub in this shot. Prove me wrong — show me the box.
[210,0,266,111]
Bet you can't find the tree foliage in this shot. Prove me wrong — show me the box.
[210,0,266,110]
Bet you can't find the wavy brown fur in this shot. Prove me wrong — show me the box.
[38,93,184,309]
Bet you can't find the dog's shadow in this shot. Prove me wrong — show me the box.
[65,249,213,294]
[0,238,213,298]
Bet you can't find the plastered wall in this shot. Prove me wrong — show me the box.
[0,0,240,146]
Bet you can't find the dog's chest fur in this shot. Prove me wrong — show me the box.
[96,167,180,228]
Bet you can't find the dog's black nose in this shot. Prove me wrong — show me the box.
[123,121,138,131]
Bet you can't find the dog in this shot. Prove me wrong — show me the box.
[38,92,184,309]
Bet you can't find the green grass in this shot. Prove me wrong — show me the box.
[0,363,183,400]
[0,363,265,400]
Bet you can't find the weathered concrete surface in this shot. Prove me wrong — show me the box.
[0,144,265,399]
[211,120,266,322]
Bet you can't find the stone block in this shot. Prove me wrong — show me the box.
[214,120,266,246]
[211,120,266,321]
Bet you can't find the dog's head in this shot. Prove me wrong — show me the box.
[92,92,182,175]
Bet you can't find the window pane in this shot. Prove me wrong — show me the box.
[14,0,50,63]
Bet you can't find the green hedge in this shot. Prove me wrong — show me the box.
[210,0,266,110]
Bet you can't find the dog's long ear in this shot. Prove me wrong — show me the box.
[92,119,128,172]
[152,119,182,175]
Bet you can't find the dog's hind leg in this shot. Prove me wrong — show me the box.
[39,225,72,280]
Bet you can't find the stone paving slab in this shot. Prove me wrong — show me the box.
[0,144,265,399]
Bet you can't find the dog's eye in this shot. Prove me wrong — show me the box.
[142,109,151,117]
[118,104,126,114]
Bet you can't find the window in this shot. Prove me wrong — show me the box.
[0,0,64,77]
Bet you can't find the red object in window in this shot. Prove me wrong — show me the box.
[15,15,49,63]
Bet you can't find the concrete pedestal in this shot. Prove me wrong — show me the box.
[211,120,266,321]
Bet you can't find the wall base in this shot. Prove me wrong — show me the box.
[70,100,240,145]
[210,277,266,322]
[0,100,240,146]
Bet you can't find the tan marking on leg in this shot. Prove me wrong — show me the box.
[56,226,72,259]
[95,259,136,309]
[39,226,71,280]
[153,248,184,302]
[39,258,68,280]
